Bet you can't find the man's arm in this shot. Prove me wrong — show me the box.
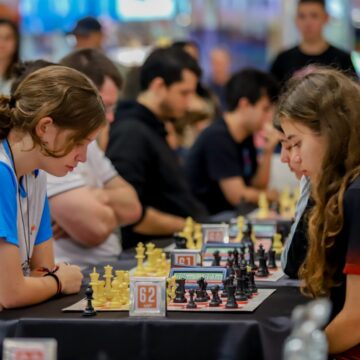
[220,176,278,205]
[49,187,117,247]
[133,207,185,236]
[251,122,279,189]
[104,176,142,226]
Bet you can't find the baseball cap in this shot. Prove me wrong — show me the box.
[70,16,102,36]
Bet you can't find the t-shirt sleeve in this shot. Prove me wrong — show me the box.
[204,130,243,182]
[343,187,360,275]
[88,141,117,184]
[35,196,52,245]
[47,170,86,198]
[106,121,150,200]
[0,162,18,245]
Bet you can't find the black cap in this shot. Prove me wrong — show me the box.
[70,16,102,36]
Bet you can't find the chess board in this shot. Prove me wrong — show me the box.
[167,289,276,312]
[63,289,276,313]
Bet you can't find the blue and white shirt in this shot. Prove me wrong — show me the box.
[0,139,52,275]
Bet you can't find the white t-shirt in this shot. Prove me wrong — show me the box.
[47,141,121,268]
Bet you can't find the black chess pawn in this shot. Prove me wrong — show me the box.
[195,278,208,302]
[174,234,187,249]
[225,285,238,309]
[248,271,258,294]
[83,286,97,317]
[174,279,187,303]
[235,277,248,302]
[212,250,222,266]
[209,285,222,307]
[186,289,197,309]
[267,249,277,269]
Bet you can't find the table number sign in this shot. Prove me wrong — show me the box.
[130,277,166,317]
[3,338,57,360]
[170,249,201,267]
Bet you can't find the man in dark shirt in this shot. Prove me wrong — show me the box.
[270,0,355,85]
[106,47,208,248]
[186,69,279,215]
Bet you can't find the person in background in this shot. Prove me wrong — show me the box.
[106,46,208,249]
[45,49,141,268]
[70,16,104,50]
[277,68,360,358]
[0,65,106,308]
[0,18,19,95]
[60,48,123,151]
[206,47,232,111]
[270,0,355,86]
[186,68,279,215]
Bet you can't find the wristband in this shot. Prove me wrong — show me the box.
[39,266,62,295]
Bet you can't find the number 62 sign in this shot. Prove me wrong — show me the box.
[129,277,167,317]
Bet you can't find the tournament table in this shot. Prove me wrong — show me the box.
[0,245,309,360]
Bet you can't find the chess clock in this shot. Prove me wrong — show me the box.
[202,224,229,244]
[129,277,167,317]
[170,249,202,267]
[3,338,57,360]
[169,266,228,289]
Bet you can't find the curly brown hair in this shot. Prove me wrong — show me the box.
[276,68,360,297]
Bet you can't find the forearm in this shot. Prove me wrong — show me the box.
[326,311,360,354]
[0,275,58,309]
[54,205,117,247]
[251,151,273,189]
[105,187,142,226]
[134,207,185,235]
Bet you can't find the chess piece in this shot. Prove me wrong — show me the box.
[241,223,253,248]
[134,242,146,276]
[167,276,177,302]
[212,250,221,266]
[174,279,187,303]
[258,192,269,219]
[248,271,258,294]
[235,216,245,242]
[221,278,229,298]
[272,233,283,255]
[248,249,258,271]
[225,285,238,309]
[209,285,222,307]
[89,267,102,307]
[186,289,197,309]
[174,233,187,249]
[195,277,208,302]
[267,249,277,269]
[256,244,269,277]
[83,286,97,316]
[235,277,248,302]
[103,265,113,300]
[194,223,203,250]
